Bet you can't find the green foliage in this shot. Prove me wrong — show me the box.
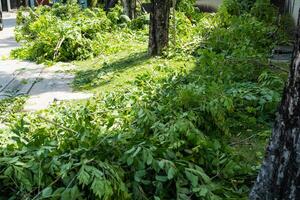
[0,97,26,123]
[176,0,197,18]
[277,13,295,43]
[197,15,276,58]
[106,5,123,24]
[220,0,278,24]
[250,0,278,23]
[0,56,284,199]
[12,4,143,63]
[220,0,256,16]
[129,14,150,30]
[88,0,98,7]
[0,1,290,199]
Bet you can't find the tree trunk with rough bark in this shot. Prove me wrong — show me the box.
[250,21,300,200]
[271,0,286,13]
[122,0,136,19]
[104,0,118,11]
[148,0,171,56]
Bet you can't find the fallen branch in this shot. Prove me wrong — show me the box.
[230,134,257,146]
[38,114,78,134]
[53,36,65,60]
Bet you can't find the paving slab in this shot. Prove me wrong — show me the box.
[24,64,92,111]
[0,65,43,99]
[0,61,38,92]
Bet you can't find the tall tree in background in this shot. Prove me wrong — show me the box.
[250,22,300,199]
[102,0,118,11]
[122,0,136,19]
[148,0,171,56]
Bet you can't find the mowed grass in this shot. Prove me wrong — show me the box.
[72,41,196,93]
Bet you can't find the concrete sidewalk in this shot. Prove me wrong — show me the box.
[0,12,92,111]
[0,12,19,58]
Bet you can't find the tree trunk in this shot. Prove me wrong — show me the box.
[104,0,118,11]
[250,20,300,199]
[271,0,286,13]
[148,0,171,56]
[122,0,136,19]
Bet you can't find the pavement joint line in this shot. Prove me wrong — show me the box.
[0,70,22,93]
[25,66,45,95]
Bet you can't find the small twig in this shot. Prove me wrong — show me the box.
[230,134,257,146]
[38,115,78,134]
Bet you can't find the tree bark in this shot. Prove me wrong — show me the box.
[271,0,286,13]
[104,0,118,11]
[122,0,136,19]
[148,0,171,56]
[250,21,300,199]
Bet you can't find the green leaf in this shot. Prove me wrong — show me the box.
[77,165,91,186]
[61,186,80,200]
[158,160,165,169]
[42,187,53,198]
[127,156,134,166]
[199,186,209,197]
[4,166,13,176]
[70,186,80,199]
[125,147,136,154]
[167,167,176,180]
[134,170,146,182]
[146,152,153,165]
[132,146,142,157]
[185,171,198,187]
[52,188,65,197]
[187,167,211,184]
[91,178,113,199]
[85,165,103,178]
[91,178,105,198]
[155,175,168,182]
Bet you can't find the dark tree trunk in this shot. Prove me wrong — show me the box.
[104,0,118,11]
[271,0,286,13]
[250,19,300,200]
[148,0,171,56]
[122,0,136,19]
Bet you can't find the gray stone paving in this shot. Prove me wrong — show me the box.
[0,12,92,111]
[23,64,92,111]
[0,12,19,58]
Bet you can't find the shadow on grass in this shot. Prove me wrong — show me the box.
[73,51,150,90]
